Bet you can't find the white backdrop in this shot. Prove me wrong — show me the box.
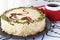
[0,0,8,16]
[0,0,48,16]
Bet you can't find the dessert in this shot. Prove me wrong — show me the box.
[1,7,45,37]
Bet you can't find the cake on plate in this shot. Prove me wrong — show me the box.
[1,7,45,37]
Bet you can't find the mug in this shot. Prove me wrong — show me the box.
[34,2,60,22]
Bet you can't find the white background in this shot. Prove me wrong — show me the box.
[0,0,48,16]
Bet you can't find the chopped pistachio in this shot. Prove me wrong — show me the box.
[1,7,45,24]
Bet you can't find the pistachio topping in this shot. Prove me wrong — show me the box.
[1,7,45,25]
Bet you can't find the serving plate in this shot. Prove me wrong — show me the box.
[0,17,51,40]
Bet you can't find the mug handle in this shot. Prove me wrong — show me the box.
[33,5,46,14]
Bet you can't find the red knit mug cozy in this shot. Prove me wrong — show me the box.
[34,2,60,22]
